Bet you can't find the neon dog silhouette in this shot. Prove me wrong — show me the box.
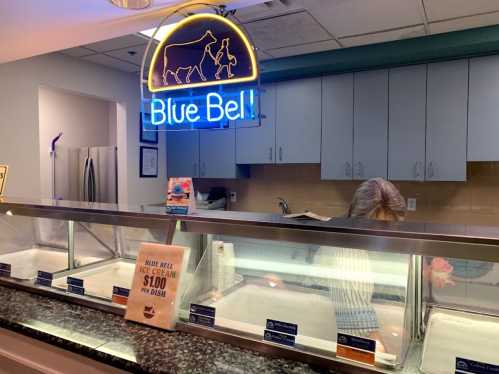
[162,30,217,85]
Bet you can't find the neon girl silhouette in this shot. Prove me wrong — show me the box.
[215,38,237,79]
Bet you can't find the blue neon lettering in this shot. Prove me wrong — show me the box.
[149,89,256,126]
[185,104,200,122]
[207,92,224,122]
[172,103,186,124]
[225,100,240,120]
[151,99,166,125]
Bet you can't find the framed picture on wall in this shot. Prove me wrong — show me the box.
[140,146,158,178]
[140,112,158,144]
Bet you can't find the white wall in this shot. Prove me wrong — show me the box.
[0,53,166,204]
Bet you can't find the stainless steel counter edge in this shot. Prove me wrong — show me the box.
[2,197,499,261]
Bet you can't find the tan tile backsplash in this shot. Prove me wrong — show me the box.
[195,162,499,226]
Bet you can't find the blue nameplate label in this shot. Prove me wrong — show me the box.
[37,271,53,280]
[337,333,376,353]
[0,263,11,277]
[112,286,130,297]
[166,206,189,214]
[67,284,85,296]
[36,277,52,287]
[190,304,216,318]
[67,277,84,288]
[456,357,499,374]
[189,313,215,327]
[264,330,295,347]
[266,319,298,336]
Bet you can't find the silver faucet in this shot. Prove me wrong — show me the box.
[277,197,291,215]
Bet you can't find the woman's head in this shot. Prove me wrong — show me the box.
[348,178,406,222]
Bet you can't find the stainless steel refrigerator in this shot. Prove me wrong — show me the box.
[55,146,118,204]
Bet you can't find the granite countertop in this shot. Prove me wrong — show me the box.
[0,285,334,374]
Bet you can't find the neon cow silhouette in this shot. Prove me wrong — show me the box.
[215,38,238,79]
[162,30,218,85]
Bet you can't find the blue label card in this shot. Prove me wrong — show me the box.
[190,304,216,318]
[189,313,215,328]
[0,263,11,277]
[337,333,376,353]
[112,286,130,297]
[264,330,295,347]
[456,358,499,374]
[166,206,189,214]
[37,271,53,280]
[67,277,84,288]
[67,284,85,296]
[36,277,52,287]
[266,319,298,336]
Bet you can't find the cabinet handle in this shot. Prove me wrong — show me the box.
[355,162,363,178]
[345,162,352,178]
[428,162,434,179]
[269,147,273,162]
[413,162,419,179]
[418,161,424,180]
[279,147,283,162]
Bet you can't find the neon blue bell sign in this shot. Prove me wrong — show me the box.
[141,11,261,131]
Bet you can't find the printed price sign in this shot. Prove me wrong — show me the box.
[189,304,216,327]
[336,333,376,366]
[112,286,130,306]
[263,319,298,347]
[125,243,189,330]
[36,271,53,287]
[0,165,8,196]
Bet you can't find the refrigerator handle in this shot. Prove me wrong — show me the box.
[83,157,89,202]
[89,158,96,202]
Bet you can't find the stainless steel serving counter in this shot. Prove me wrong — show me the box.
[1,196,499,262]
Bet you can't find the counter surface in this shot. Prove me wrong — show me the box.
[0,285,331,373]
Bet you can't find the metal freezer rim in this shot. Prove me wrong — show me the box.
[1,197,499,262]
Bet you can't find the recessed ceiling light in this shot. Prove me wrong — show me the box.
[139,22,178,41]
[109,0,152,10]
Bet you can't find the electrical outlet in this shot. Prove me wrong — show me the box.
[407,198,417,212]
[230,191,237,203]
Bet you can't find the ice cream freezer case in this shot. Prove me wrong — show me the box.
[2,199,499,373]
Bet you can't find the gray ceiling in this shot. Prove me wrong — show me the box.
[60,0,499,73]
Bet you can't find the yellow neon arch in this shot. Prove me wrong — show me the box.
[147,13,258,93]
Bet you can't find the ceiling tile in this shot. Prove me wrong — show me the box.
[81,54,139,73]
[339,26,426,48]
[84,34,147,53]
[60,46,96,57]
[267,39,340,58]
[429,11,499,34]
[105,44,148,66]
[244,10,331,50]
[235,0,305,22]
[424,0,499,22]
[256,49,273,61]
[308,0,423,38]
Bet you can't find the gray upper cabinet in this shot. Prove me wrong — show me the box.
[388,65,427,181]
[321,74,354,180]
[426,60,468,181]
[353,69,389,180]
[276,78,322,164]
[167,130,199,178]
[236,84,276,164]
[469,55,499,161]
[199,129,238,178]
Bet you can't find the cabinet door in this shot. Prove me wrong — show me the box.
[389,65,427,181]
[321,74,354,180]
[427,60,468,181]
[236,84,276,164]
[276,78,322,163]
[469,55,499,161]
[166,130,199,178]
[353,69,388,180]
[199,129,237,178]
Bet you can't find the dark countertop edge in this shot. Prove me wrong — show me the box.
[0,317,142,373]
[2,197,499,246]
